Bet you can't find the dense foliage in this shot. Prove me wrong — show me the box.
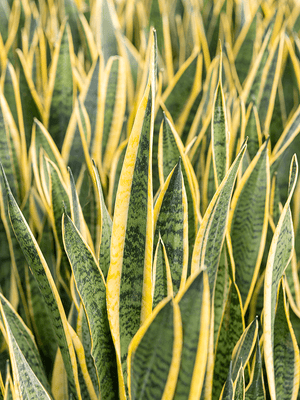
[0,0,299,399]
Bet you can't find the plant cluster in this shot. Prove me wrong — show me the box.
[0,0,299,399]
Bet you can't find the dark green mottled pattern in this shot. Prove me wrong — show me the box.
[212,283,244,400]
[0,105,18,200]
[153,238,169,309]
[34,120,59,172]
[119,94,151,378]
[235,15,257,84]
[85,58,100,153]
[149,0,163,53]
[18,52,41,151]
[130,300,174,400]
[0,218,12,300]
[245,336,265,400]
[26,266,57,375]
[48,161,70,252]
[214,246,230,346]
[80,309,100,397]
[68,168,82,232]
[164,55,197,124]
[230,141,268,306]
[246,29,271,107]
[154,160,184,294]
[221,362,234,400]
[3,64,18,131]
[93,163,112,280]
[0,294,51,394]
[245,105,260,160]
[162,117,196,269]
[0,168,77,397]
[258,42,280,131]
[270,207,294,339]
[7,326,52,400]
[102,58,120,158]
[100,0,119,64]
[233,367,245,400]
[63,0,80,54]
[273,282,296,399]
[0,0,9,43]
[63,214,118,399]
[231,319,257,381]
[48,24,73,151]
[212,83,227,186]
[201,143,246,297]
[173,271,206,400]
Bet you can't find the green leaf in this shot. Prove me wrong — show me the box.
[212,77,229,187]
[152,237,173,309]
[128,298,182,400]
[173,270,210,400]
[234,12,257,85]
[62,213,119,400]
[191,140,247,296]
[159,116,199,271]
[245,335,265,400]
[154,159,188,295]
[264,155,298,399]
[233,366,245,400]
[245,103,261,160]
[4,324,52,400]
[273,280,300,399]
[220,362,234,400]
[229,140,269,310]
[231,319,258,381]
[93,162,112,280]
[100,56,126,175]
[106,32,156,395]
[0,293,51,394]
[0,166,81,398]
[47,23,73,151]
[213,283,244,400]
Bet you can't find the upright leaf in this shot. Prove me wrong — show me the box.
[106,30,156,395]
[63,214,119,400]
[0,167,81,399]
[264,155,298,400]
[128,299,182,400]
[229,140,269,310]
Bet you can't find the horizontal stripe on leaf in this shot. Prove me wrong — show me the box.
[273,280,300,400]
[154,159,188,295]
[264,155,298,400]
[191,140,247,297]
[245,335,265,400]
[173,270,210,400]
[129,298,182,400]
[0,293,51,394]
[229,140,269,310]
[62,214,119,400]
[152,237,173,309]
[0,166,81,399]
[213,283,244,400]
[4,324,52,400]
[107,31,156,396]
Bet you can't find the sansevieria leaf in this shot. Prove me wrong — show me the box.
[0,166,81,399]
[62,213,119,400]
[264,155,298,400]
[153,159,188,295]
[128,298,182,400]
[273,279,300,399]
[191,140,247,295]
[229,140,269,310]
[245,335,265,400]
[173,270,210,400]
[106,29,156,396]
[220,362,234,400]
